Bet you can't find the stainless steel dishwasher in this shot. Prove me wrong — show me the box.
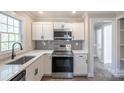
[10,70,26,81]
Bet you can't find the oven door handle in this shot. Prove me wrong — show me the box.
[52,55,73,57]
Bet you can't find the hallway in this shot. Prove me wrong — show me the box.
[94,58,116,81]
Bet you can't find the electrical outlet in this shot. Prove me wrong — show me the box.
[76,42,79,46]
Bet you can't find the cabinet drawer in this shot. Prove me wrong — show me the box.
[26,63,38,81]
[74,54,87,60]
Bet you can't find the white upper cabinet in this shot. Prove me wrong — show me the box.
[32,22,53,40]
[32,22,43,40]
[42,23,53,40]
[72,22,85,40]
[53,22,72,29]
[32,22,85,40]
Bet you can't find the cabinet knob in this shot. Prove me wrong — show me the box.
[61,24,64,28]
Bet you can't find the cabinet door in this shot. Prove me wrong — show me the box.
[43,54,52,75]
[72,23,84,40]
[37,56,44,79]
[42,24,53,40]
[26,62,39,81]
[63,23,72,28]
[26,57,42,81]
[32,22,43,40]
[53,22,64,29]
[53,22,72,29]
[74,54,87,76]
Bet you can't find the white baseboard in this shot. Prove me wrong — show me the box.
[112,73,120,78]
[88,73,94,77]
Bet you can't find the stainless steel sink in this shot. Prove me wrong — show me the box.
[7,56,35,65]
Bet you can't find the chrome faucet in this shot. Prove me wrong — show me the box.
[12,42,23,59]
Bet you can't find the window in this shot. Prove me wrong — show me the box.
[0,13,22,52]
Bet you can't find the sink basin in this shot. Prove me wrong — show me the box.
[7,56,35,65]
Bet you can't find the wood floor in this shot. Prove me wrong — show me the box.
[41,58,124,81]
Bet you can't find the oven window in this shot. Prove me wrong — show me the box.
[52,57,73,72]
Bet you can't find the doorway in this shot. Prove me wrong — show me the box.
[88,18,118,80]
[94,22,112,72]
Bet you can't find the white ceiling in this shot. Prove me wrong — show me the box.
[24,11,85,18]
[23,11,123,19]
[15,11,124,22]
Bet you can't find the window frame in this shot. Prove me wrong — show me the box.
[0,12,22,53]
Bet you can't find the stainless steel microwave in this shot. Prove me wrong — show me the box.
[54,29,72,40]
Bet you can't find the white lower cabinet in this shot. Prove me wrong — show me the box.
[43,53,52,75]
[26,56,44,81]
[74,53,88,76]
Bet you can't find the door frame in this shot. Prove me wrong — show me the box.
[89,18,118,77]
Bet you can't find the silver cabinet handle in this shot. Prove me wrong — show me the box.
[79,56,83,57]
[41,36,43,39]
[86,59,88,63]
[49,56,52,60]
[34,68,38,76]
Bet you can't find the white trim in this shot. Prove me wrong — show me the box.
[116,14,124,20]
[116,19,121,75]
[0,12,22,53]
[88,73,94,77]
[88,18,94,77]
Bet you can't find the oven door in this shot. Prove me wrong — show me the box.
[52,57,73,73]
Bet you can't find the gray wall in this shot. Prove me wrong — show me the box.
[35,40,83,50]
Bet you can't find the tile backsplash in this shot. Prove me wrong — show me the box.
[35,40,83,50]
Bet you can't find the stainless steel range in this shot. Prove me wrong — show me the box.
[52,44,73,78]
